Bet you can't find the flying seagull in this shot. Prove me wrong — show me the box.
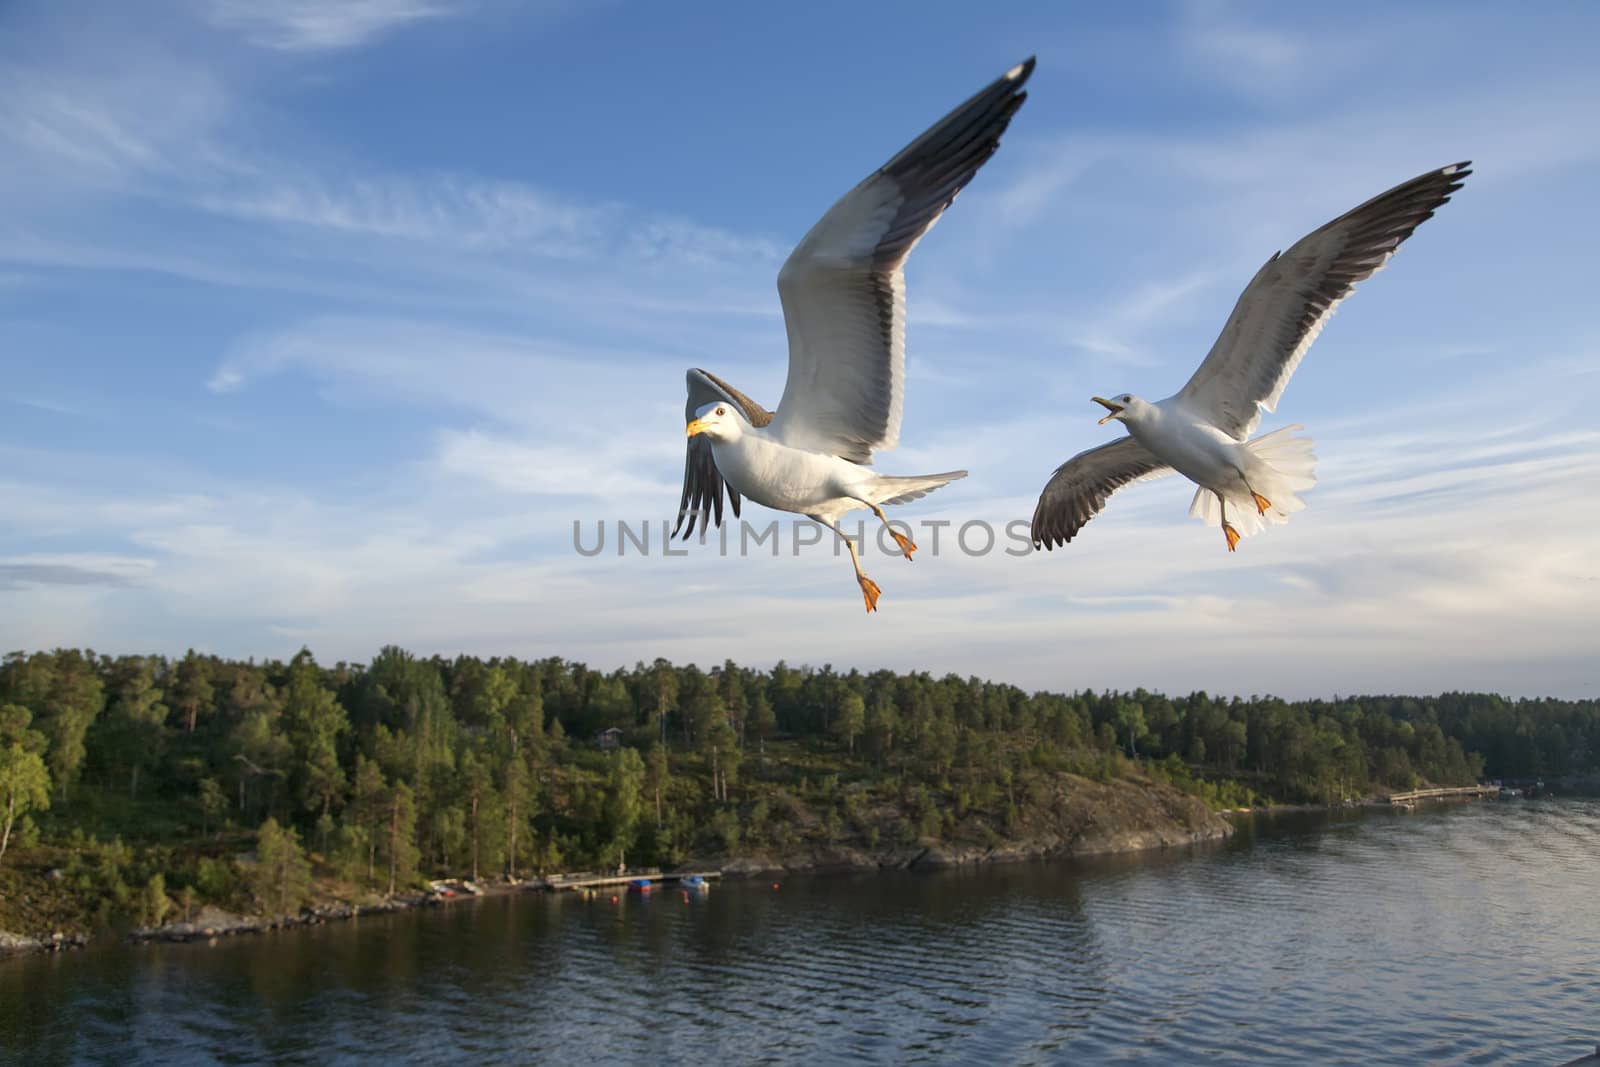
[1031,161,1471,554]
[676,58,1035,612]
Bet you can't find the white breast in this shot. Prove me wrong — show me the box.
[712,433,859,514]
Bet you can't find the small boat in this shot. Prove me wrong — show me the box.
[629,878,654,893]
[1499,787,1522,799]
[682,875,708,890]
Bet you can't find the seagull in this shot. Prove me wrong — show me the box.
[676,58,1035,612]
[1031,161,1471,555]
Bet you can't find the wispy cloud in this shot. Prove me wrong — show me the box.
[432,427,677,500]
[200,174,613,254]
[0,57,230,188]
[203,0,459,52]
[206,316,658,419]
[0,556,154,591]
[1173,2,1312,100]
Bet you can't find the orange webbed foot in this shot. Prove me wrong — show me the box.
[890,529,917,561]
[857,574,882,613]
[1223,523,1241,553]
[1251,491,1271,516]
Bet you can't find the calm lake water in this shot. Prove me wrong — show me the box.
[4,798,1598,1065]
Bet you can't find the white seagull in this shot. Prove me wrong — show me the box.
[1031,161,1471,554]
[676,58,1035,612]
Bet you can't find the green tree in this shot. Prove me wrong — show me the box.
[282,652,349,817]
[97,656,169,798]
[197,776,228,837]
[706,719,741,803]
[383,781,420,895]
[171,650,215,734]
[460,748,499,882]
[138,872,172,928]
[1115,701,1149,758]
[34,651,104,799]
[865,697,899,765]
[252,817,312,915]
[647,742,670,829]
[502,751,530,881]
[650,659,679,745]
[349,756,387,886]
[748,691,776,754]
[604,747,645,868]
[0,704,51,865]
[833,692,866,754]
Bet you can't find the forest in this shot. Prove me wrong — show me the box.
[2,646,1596,934]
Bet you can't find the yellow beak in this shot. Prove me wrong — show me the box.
[1092,396,1124,425]
[685,417,713,438]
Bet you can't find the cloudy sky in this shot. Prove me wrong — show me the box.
[2,1,1597,698]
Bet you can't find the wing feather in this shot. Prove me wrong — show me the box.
[1031,437,1172,550]
[771,58,1035,463]
[674,368,772,538]
[1179,162,1471,439]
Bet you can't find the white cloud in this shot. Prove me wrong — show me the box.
[0,57,230,188]
[205,316,659,421]
[203,0,459,51]
[3,365,1598,698]
[432,427,678,500]
[201,174,614,255]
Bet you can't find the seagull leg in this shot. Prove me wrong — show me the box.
[867,503,917,561]
[1217,492,1240,553]
[1233,466,1271,516]
[847,538,882,612]
[822,519,881,613]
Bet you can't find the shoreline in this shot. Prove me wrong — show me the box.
[2,774,1235,959]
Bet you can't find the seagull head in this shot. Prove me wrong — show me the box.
[1092,393,1146,425]
[685,400,745,442]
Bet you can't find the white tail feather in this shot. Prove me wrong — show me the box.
[1189,425,1317,538]
[872,470,967,507]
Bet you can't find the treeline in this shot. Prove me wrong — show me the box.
[1,647,1596,921]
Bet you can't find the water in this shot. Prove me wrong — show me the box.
[4,799,1598,1065]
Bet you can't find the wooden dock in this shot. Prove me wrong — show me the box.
[542,869,722,892]
[1382,785,1499,805]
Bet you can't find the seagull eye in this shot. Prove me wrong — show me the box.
[716,406,726,416]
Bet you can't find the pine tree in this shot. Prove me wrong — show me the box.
[383,781,419,895]
[252,818,312,916]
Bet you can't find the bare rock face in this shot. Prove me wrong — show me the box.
[695,773,1234,876]
[0,929,87,954]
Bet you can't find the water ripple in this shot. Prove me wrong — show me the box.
[4,798,1600,1065]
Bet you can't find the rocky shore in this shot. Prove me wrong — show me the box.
[715,774,1234,876]
[3,774,1231,959]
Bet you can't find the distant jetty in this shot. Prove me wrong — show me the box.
[543,870,722,893]
[1382,785,1500,805]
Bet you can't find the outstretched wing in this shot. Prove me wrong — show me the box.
[1031,437,1172,550]
[1179,162,1471,440]
[674,368,772,538]
[770,58,1035,463]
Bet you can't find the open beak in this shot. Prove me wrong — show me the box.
[685,417,713,438]
[1092,396,1124,425]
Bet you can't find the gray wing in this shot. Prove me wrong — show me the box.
[674,368,773,538]
[1179,162,1471,440]
[1031,437,1172,550]
[770,57,1035,463]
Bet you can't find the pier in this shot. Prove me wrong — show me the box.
[1382,785,1499,805]
[541,869,723,892]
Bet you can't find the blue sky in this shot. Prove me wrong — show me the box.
[3,0,1597,698]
